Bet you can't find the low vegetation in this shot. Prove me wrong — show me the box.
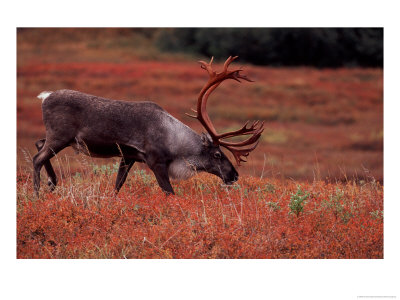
[17,162,383,259]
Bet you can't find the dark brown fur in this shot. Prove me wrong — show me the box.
[33,90,238,195]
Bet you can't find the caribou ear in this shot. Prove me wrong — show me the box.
[201,132,213,147]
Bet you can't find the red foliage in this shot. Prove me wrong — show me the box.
[17,170,383,259]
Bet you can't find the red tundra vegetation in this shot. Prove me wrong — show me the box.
[17,166,383,259]
[17,29,383,259]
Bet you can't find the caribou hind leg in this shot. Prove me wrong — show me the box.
[115,157,135,193]
[33,139,68,196]
[35,139,58,191]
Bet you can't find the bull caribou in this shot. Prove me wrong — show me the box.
[33,56,264,195]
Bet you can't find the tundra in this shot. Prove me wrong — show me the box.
[33,56,264,195]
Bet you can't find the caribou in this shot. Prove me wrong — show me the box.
[33,56,264,195]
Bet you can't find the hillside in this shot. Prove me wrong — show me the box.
[17,28,383,182]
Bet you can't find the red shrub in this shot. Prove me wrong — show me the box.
[17,170,383,259]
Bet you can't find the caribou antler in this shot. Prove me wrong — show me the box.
[187,56,264,165]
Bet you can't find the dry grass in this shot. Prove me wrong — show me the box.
[17,161,383,259]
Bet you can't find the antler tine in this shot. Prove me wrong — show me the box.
[185,112,198,119]
[222,56,238,72]
[218,120,264,139]
[219,125,264,148]
[221,56,255,84]
[233,71,255,83]
[198,56,214,75]
[185,108,199,119]
[223,140,260,166]
[198,56,214,66]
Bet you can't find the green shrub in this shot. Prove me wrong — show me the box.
[289,185,310,217]
[92,163,119,176]
[323,188,353,224]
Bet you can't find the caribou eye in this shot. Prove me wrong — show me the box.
[214,152,222,159]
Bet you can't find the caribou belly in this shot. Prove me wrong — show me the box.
[168,159,196,180]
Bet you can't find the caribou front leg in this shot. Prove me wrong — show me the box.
[149,163,175,195]
[115,157,135,193]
